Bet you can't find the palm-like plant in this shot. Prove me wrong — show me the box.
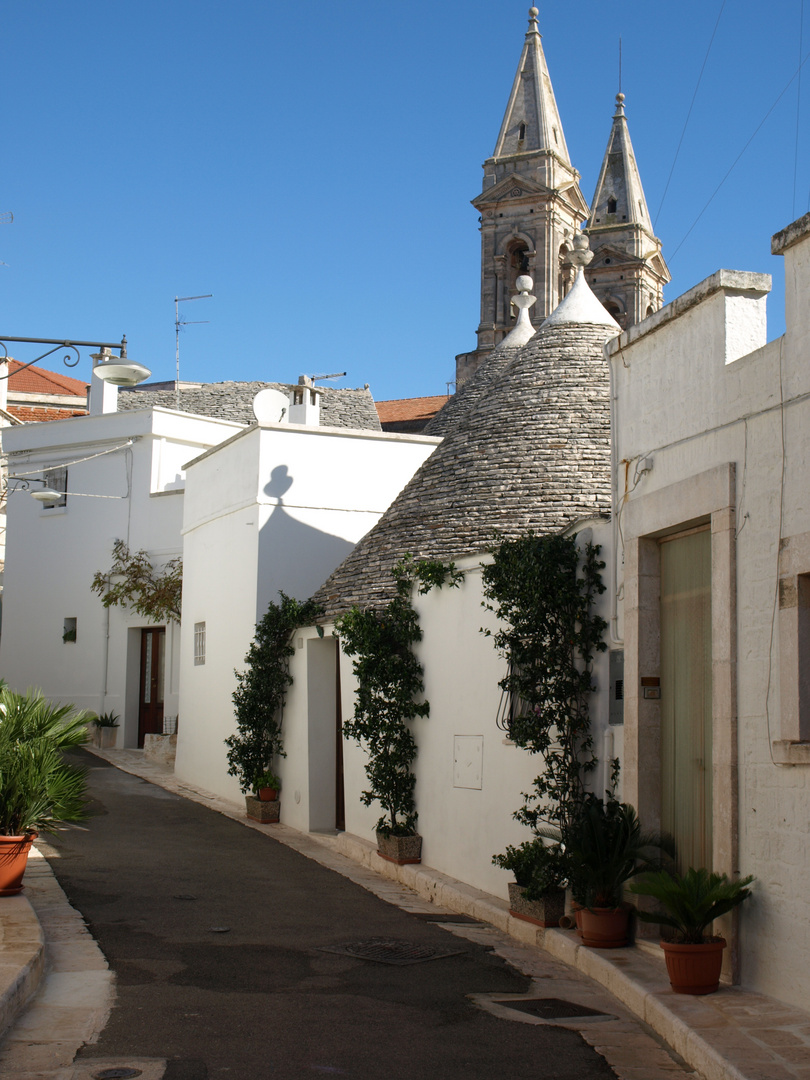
[629,868,754,944]
[0,687,90,835]
[563,794,675,908]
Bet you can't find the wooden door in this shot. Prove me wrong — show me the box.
[138,627,165,748]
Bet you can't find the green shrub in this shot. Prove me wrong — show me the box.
[0,687,90,836]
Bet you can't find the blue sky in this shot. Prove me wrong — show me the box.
[1,1,808,401]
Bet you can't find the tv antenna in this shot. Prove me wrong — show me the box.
[308,371,346,382]
[174,293,212,408]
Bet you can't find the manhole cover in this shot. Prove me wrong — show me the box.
[92,1069,143,1080]
[496,997,612,1021]
[320,938,463,965]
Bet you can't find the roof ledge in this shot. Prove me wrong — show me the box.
[606,269,771,357]
[771,211,810,255]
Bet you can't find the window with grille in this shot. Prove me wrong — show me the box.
[194,622,206,665]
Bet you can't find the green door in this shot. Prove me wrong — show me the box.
[660,528,712,871]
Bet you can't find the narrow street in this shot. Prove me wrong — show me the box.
[37,752,619,1079]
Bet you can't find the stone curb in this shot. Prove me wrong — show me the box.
[0,891,45,1044]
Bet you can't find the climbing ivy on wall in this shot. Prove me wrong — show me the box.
[335,555,464,837]
[482,533,608,837]
[225,593,323,795]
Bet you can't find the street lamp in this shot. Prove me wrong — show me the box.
[0,334,151,387]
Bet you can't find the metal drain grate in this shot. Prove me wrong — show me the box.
[92,1069,143,1080]
[496,997,612,1021]
[411,913,483,924]
[320,938,464,965]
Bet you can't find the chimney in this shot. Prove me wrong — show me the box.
[287,375,322,426]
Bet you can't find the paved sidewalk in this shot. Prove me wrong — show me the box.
[2,746,809,1080]
[0,847,116,1079]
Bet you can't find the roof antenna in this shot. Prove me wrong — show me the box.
[618,37,622,95]
[174,294,212,408]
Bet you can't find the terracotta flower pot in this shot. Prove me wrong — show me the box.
[0,833,37,896]
[579,905,631,948]
[258,788,279,802]
[508,883,566,928]
[661,938,726,995]
[376,831,422,865]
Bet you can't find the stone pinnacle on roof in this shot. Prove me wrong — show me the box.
[500,274,537,348]
[491,6,573,166]
[543,234,620,330]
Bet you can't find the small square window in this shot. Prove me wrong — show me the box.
[194,622,206,666]
[43,467,67,509]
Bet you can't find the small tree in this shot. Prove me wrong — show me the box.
[225,593,323,795]
[482,533,608,838]
[335,555,463,837]
[92,540,182,623]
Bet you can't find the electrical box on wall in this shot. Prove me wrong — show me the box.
[453,735,483,789]
[609,650,624,725]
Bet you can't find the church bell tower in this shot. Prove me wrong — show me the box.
[456,6,589,387]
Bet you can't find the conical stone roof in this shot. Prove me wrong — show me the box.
[313,285,617,619]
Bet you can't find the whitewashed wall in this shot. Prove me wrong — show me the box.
[279,528,614,903]
[610,217,810,1005]
[175,422,439,801]
[0,408,241,743]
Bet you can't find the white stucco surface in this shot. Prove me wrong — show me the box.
[0,408,242,739]
[174,423,439,802]
[609,217,810,1005]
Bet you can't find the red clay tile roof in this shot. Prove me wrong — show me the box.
[7,405,86,422]
[375,395,450,425]
[6,358,89,397]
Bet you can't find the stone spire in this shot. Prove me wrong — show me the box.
[491,6,574,177]
[456,7,589,389]
[584,93,670,329]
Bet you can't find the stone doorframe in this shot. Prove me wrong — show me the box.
[622,462,740,980]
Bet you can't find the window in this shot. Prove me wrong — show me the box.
[518,121,526,141]
[43,467,67,509]
[62,617,77,644]
[194,622,206,666]
[607,197,618,214]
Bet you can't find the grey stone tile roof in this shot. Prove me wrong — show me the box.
[118,381,381,431]
[424,340,526,437]
[313,321,613,619]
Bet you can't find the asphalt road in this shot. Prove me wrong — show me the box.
[42,752,618,1080]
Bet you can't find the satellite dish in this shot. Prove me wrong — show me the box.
[252,388,290,425]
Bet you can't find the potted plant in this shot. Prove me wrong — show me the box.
[493,839,566,927]
[245,770,282,824]
[563,794,673,948]
[0,686,90,895]
[90,711,120,749]
[254,771,281,801]
[629,867,755,994]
